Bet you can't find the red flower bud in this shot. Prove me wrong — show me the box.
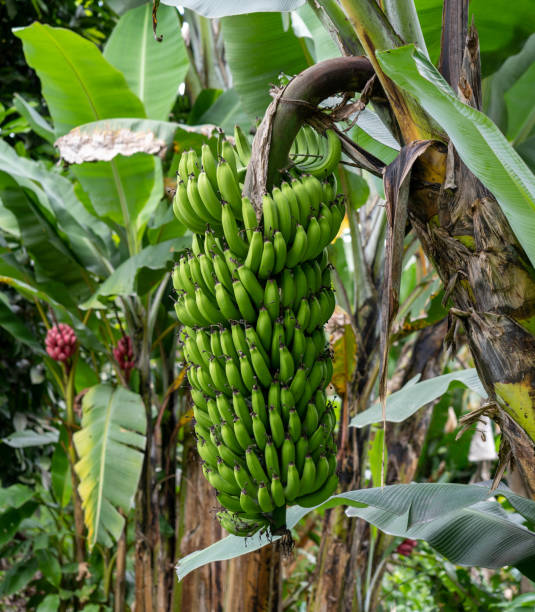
[395,538,418,556]
[114,336,135,380]
[45,324,77,362]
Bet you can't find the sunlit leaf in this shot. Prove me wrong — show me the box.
[81,237,189,309]
[377,45,535,270]
[73,384,146,548]
[351,369,485,428]
[161,0,305,18]
[220,13,309,119]
[104,3,189,120]
[177,483,535,581]
[14,23,158,233]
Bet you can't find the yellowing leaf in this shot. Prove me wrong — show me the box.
[330,323,357,397]
[495,379,535,443]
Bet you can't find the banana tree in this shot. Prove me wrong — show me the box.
[3,0,535,609]
[162,0,535,609]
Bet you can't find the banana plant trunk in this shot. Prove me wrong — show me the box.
[176,432,227,611]
[407,16,535,497]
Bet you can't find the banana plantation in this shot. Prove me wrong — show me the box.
[1,0,535,610]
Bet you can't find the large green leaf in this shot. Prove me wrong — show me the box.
[350,110,400,165]
[0,254,78,314]
[2,430,59,448]
[414,0,535,77]
[14,23,158,241]
[73,153,161,230]
[505,62,535,145]
[81,237,189,309]
[0,139,111,276]
[0,484,34,511]
[484,34,535,136]
[176,483,535,581]
[51,430,72,508]
[220,13,309,119]
[377,45,535,270]
[0,174,92,298]
[297,4,341,63]
[104,4,189,120]
[0,557,39,597]
[351,368,486,428]
[14,23,145,137]
[13,94,55,144]
[347,500,535,570]
[0,297,43,351]
[105,0,146,15]
[197,89,251,134]
[161,0,305,18]
[73,384,146,548]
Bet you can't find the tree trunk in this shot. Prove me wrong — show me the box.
[309,430,362,612]
[156,376,178,612]
[408,23,535,495]
[385,319,448,484]
[176,434,227,612]
[224,546,282,612]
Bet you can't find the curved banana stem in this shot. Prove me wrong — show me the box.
[243,56,378,203]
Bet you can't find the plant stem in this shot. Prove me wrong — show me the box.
[64,357,86,565]
[309,0,364,56]
[336,0,437,141]
[244,56,376,197]
[113,522,127,611]
[382,0,429,58]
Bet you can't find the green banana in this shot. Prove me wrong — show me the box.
[257,483,274,513]
[281,435,295,485]
[262,194,278,240]
[264,279,280,322]
[284,463,300,502]
[272,231,287,275]
[251,411,268,451]
[237,265,264,307]
[246,447,269,484]
[268,405,285,447]
[215,281,241,321]
[294,472,338,508]
[271,474,286,507]
[234,125,252,166]
[232,390,253,434]
[256,307,273,353]
[244,229,263,273]
[258,240,275,280]
[286,224,307,268]
[241,196,257,241]
[176,135,343,537]
[232,279,257,323]
[217,160,242,217]
[221,201,248,258]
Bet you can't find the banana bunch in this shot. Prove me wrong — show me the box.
[172,127,343,537]
[289,126,342,179]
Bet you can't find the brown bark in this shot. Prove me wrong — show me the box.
[309,430,362,612]
[156,382,178,612]
[365,320,448,612]
[386,319,448,484]
[310,267,380,612]
[113,525,127,612]
[68,441,86,565]
[408,26,535,495]
[135,348,155,611]
[176,436,227,612]
[224,546,282,612]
